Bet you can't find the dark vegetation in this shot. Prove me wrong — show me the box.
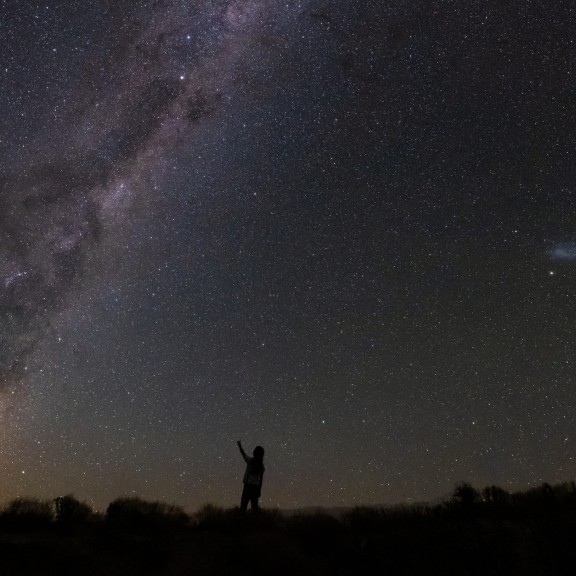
[1,483,576,575]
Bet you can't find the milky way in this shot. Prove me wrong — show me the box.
[1,1,576,511]
[0,0,290,388]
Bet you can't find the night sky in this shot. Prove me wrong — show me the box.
[1,0,575,512]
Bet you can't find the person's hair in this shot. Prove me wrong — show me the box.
[253,446,264,461]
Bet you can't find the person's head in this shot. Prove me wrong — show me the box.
[253,446,264,461]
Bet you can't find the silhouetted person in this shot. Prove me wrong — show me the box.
[237,440,265,512]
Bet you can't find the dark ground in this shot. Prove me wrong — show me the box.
[1,483,575,575]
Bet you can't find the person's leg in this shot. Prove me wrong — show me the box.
[250,487,260,511]
[240,485,250,512]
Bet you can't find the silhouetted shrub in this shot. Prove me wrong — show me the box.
[193,503,227,523]
[106,496,189,532]
[54,494,94,527]
[482,485,511,505]
[2,483,576,575]
[0,497,54,531]
[193,504,282,534]
[452,482,480,506]
[193,504,240,532]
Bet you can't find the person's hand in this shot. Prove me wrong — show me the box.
[237,440,242,446]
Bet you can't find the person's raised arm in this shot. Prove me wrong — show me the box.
[237,440,249,462]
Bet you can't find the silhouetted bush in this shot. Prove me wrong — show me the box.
[452,482,480,506]
[2,483,576,574]
[193,504,283,534]
[54,494,94,527]
[192,504,244,533]
[482,485,511,505]
[193,503,229,525]
[0,497,54,531]
[106,496,189,532]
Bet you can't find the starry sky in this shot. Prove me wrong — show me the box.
[0,0,575,511]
